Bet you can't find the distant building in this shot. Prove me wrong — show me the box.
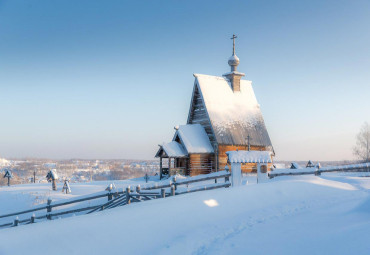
[156,35,274,178]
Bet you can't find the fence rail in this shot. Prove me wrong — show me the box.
[269,162,370,178]
[0,170,231,229]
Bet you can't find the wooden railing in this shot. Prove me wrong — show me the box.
[268,162,370,178]
[0,170,231,229]
[0,191,121,228]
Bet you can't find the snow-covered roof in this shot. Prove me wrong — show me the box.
[193,74,272,147]
[226,150,272,163]
[46,169,59,180]
[174,124,214,154]
[290,162,302,169]
[156,141,187,158]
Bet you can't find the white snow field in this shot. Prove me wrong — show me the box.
[0,173,369,255]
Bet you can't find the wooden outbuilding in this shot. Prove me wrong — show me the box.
[156,35,274,178]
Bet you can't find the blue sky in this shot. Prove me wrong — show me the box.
[0,0,369,160]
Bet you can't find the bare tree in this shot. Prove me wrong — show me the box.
[353,122,370,162]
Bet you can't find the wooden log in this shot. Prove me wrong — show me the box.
[50,206,99,217]
[130,197,142,202]
[52,193,111,208]
[0,222,13,228]
[140,183,172,191]
[175,173,230,186]
[0,205,48,219]
[161,188,166,198]
[126,187,131,205]
[176,183,231,195]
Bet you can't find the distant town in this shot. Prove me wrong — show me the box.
[0,157,159,186]
[0,157,359,186]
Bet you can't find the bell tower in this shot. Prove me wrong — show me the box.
[223,34,245,92]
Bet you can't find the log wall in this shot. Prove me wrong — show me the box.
[218,145,272,173]
[189,154,214,176]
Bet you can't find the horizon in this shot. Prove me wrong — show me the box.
[1,0,370,161]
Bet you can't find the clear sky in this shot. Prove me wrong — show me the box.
[1,0,369,161]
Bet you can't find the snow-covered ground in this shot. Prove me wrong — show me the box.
[0,173,369,255]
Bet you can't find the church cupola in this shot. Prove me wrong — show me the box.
[223,34,245,92]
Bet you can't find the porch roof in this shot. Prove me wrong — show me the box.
[155,141,188,158]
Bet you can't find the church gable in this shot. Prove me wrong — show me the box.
[187,83,216,145]
[194,73,272,148]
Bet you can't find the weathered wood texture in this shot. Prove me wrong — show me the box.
[218,145,272,173]
[189,153,214,176]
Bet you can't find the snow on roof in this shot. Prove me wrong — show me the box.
[194,74,272,147]
[161,141,187,158]
[226,150,272,163]
[175,124,214,154]
[47,169,59,180]
[290,162,302,169]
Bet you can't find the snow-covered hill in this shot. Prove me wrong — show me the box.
[0,174,369,255]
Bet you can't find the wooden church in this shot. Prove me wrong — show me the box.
[155,35,274,178]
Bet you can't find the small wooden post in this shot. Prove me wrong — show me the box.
[136,185,141,200]
[31,214,35,224]
[173,176,177,190]
[47,197,52,220]
[161,188,166,198]
[14,217,19,227]
[171,185,176,196]
[52,179,57,191]
[225,165,230,182]
[215,178,217,184]
[126,186,131,204]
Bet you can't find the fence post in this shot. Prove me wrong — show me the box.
[31,214,35,224]
[136,185,141,200]
[47,197,52,220]
[13,217,19,227]
[161,188,166,198]
[172,176,177,190]
[171,185,175,196]
[225,166,230,183]
[126,186,131,205]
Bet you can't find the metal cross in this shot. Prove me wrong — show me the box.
[231,34,237,55]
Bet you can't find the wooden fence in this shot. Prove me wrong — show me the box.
[268,162,370,179]
[0,170,231,229]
